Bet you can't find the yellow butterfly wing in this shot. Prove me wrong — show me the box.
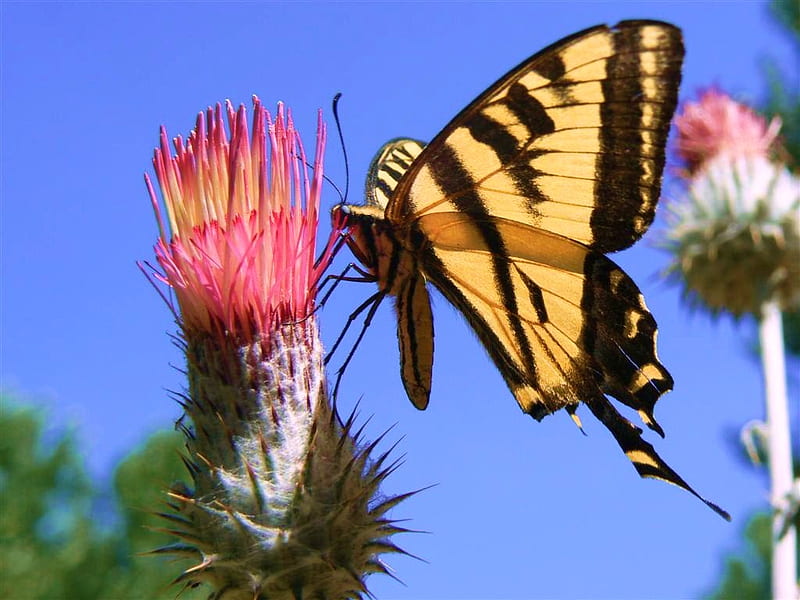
[344,20,728,518]
[418,212,667,421]
[387,20,683,253]
[373,20,684,427]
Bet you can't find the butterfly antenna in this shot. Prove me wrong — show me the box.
[332,92,350,202]
[317,260,374,311]
[302,160,345,204]
[298,94,348,204]
[319,172,346,204]
[306,93,351,273]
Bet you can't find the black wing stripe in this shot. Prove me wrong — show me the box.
[375,178,395,202]
[466,112,519,163]
[504,82,557,138]
[421,248,529,388]
[531,50,566,81]
[404,277,425,386]
[428,144,539,385]
[472,85,555,207]
[591,24,683,251]
[517,268,549,323]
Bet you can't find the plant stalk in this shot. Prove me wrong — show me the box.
[759,300,797,600]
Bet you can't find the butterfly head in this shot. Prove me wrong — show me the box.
[332,203,417,295]
[330,203,382,273]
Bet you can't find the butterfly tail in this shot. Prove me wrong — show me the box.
[583,393,730,521]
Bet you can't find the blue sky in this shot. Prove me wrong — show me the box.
[2,2,797,598]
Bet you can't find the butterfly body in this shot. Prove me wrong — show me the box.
[333,20,729,519]
[336,198,434,409]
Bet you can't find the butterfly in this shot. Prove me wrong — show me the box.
[331,20,729,520]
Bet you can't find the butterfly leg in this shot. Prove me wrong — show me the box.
[330,291,386,405]
[316,261,375,309]
[324,288,384,367]
[313,223,348,270]
[287,262,375,327]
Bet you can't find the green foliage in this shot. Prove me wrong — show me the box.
[101,429,205,600]
[770,0,799,43]
[764,0,800,356]
[114,429,193,563]
[765,0,800,168]
[706,513,773,600]
[705,439,800,599]
[706,511,800,600]
[0,395,203,599]
[0,396,116,599]
[763,65,800,170]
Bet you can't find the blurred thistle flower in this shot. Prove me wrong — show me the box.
[664,91,798,599]
[673,88,783,176]
[664,153,800,316]
[142,98,412,599]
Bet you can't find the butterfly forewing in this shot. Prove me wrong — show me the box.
[387,20,683,253]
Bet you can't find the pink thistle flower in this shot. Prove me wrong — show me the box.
[674,88,782,176]
[141,99,412,598]
[145,98,336,343]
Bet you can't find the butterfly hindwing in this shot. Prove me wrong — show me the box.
[584,391,729,518]
[416,212,725,517]
[365,138,426,211]
[418,212,672,425]
[582,251,673,435]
